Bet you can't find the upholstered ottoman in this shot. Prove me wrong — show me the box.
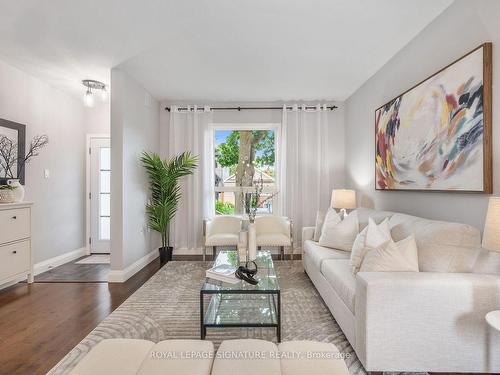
[69,339,214,375]
[211,339,281,375]
[68,338,350,375]
[211,339,350,375]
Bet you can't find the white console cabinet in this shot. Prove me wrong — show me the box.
[0,202,33,287]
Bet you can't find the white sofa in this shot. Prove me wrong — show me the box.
[302,208,500,373]
[68,338,350,375]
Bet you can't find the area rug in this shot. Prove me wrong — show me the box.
[46,261,408,375]
[75,254,110,264]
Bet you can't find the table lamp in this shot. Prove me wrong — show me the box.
[483,197,500,253]
[331,189,356,219]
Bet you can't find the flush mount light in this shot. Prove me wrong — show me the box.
[82,79,107,107]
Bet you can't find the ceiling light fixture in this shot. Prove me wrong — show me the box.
[82,79,107,107]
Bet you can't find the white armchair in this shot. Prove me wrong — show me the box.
[255,215,293,260]
[203,216,242,261]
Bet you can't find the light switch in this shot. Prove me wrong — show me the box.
[44,169,50,179]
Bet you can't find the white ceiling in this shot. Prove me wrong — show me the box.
[0,0,453,102]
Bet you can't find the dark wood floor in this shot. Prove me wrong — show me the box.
[35,256,110,282]
[0,259,161,375]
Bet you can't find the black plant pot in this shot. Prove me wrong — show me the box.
[159,246,173,265]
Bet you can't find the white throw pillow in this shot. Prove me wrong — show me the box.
[318,210,359,251]
[359,235,419,273]
[366,217,391,248]
[350,217,391,274]
[313,211,326,242]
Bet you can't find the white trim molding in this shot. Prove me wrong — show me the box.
[108,249,159,283]
[34,247,87,276]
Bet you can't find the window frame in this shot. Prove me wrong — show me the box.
[210,123,282,215]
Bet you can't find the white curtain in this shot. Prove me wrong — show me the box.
[168,105,214,251]
[280,104,332,244]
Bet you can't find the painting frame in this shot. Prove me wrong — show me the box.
[374,42,492,193]
[0,118,26,185]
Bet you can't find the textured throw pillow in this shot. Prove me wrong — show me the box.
[313,211,326,242]
[350,217,391,274]
[359,235,419,273]
[320,208,341,233]
[318,210,359,251]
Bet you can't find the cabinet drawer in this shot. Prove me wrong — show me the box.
[0,240,30,280]
[0,208,30,244]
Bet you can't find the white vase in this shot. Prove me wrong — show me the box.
[238,231,248,263]
[248,222,257,261]
[8,179,25,202]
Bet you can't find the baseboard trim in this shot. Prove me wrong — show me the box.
[34,247,87,276]
[108,249,159,283]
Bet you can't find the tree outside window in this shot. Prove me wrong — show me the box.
[214,128,276,215]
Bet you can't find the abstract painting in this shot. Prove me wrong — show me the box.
[375,43,492,192]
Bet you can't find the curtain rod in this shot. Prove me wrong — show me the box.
[164,105,338,112]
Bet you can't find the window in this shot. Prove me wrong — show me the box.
[99,147,111,239]
[213,124,279,215]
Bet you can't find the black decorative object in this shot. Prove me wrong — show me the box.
[235,261,259,285]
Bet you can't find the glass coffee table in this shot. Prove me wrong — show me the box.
[200,250,281,342]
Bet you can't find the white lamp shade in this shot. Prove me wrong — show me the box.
[483,197,500,253]
[331,189,356,209]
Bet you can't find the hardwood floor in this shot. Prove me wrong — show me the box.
[35,256,110,282]
[0,259,161,375]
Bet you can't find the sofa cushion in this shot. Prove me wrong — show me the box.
[278,341,349,375]
[304,240,350,269]
[350,218,391,274]
[388,213,481,272]
[137,339,214,375]
[69,339,155,375]
[355,207,394,231]
[359,235,419,273]
[313,211,326,241]
[212,339,280,375]
[321,259,356,313]
[319,211,359,251]
[473,248,500,275]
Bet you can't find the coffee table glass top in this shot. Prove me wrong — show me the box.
[201,250,279,293]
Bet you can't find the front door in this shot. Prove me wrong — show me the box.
[90,137,111,254]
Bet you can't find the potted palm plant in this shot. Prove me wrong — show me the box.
[141,151,198,264]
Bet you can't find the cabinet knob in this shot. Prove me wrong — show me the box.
[11,216,17,219]
[12,250,17,254]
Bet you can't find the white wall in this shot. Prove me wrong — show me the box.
[84,99,110,134]
[345,0,500,231]
[110,68,160,277]
[160,101,346,193]
[0,59,87,262]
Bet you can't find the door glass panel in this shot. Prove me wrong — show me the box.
[100,193,110,216]
[98,146,111,241]
[100,217,110,240]
[100,171,111,193]
[100,147,111,170]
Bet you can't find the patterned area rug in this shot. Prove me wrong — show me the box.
[46,261,375,374]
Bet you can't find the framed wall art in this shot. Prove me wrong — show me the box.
[375,43,492,193]
[0,118,26,185]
